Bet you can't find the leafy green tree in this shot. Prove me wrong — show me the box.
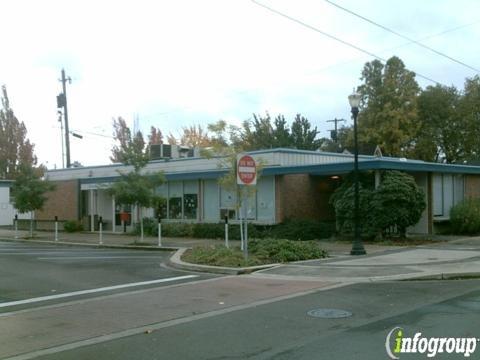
[356,56,420,157]
[110,117,149,170]
[416,85,464,162]
[108,171,164,242]
[238,113,320,151]
[11,166,55,237]
[109,119,165,241]
[290,114,320,150]
[459,75,480,162]
[0,85,37,179]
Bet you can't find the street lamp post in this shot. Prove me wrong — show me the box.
[348,91,367,256]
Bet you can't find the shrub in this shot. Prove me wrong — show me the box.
[330,171,426,239]
[182,246,262,267]
[183,239,328,267]
[271,219,335,240]
[372,171,426,237]
[63,220,83,233]
[136,218,334,241]
[249,238,327,262]
[450,199,480,235]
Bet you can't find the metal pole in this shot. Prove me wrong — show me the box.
[239,188,244,251]
[224,216,229,248]
[243,191,248,260]
[99,216,103,245]
[158,217,162,247]
[54,216,58,242]
[60,69,71,168]
[350,107,366,255]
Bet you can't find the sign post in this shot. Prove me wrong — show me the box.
[237,154,257,260]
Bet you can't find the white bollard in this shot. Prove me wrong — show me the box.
[99,216,103,245]
[224,216,229,248]
[54,216,58,242]
[158,218,162,247]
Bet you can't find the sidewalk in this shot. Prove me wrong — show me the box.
[253,237,480,282]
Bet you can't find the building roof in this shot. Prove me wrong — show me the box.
[45,148,480,184]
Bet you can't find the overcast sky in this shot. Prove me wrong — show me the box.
[1,0,478,168]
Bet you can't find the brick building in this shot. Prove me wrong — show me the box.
[35,148,480,235]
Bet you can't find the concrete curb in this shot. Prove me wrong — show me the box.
[0,237,177,252]
[167,248,279,275]
[400,272,480,281]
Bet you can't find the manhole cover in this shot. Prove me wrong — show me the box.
[307,308,352,319]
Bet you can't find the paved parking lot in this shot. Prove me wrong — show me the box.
[0,241,214,313]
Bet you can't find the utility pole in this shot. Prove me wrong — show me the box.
[57,110,65,168]
[327,118,346,143]
[57,69,72,168]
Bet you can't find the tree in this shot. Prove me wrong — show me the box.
[109,119,164,241]
[0,85,37,179]
[460,75,480,162]
[11,166,55,237]
[108,171,164,242]
[148,126,163,145]
[110,117,149,171]
[356,56,420,157]
[416,85,464,162]
[290,114,320,150]
[238,113,320,151]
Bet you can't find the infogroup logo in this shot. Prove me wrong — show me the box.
[385,327,478,359]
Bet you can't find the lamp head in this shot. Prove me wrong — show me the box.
[348,90,362,108]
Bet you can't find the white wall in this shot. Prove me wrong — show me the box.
[0,187,32,226]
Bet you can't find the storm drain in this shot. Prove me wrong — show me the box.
[307,308,352,319]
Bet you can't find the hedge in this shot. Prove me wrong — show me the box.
[134,218,335,241]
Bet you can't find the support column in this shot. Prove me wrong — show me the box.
[112,195,116,233]
[90,189,94,232]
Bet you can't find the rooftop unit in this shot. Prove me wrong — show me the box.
[149,144,199,160]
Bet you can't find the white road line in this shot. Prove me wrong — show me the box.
[37,256,163,260]
[0,275,198,308]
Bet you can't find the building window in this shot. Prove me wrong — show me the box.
[169,197,182,219]
[433,174,464,218]
[184,194,198,219]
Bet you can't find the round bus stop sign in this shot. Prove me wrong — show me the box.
[237,154,257,185]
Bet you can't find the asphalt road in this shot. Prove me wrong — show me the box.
[0,241,215,313]
[31,279,480,360]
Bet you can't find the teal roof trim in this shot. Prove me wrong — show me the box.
[0,180,13,188]
[262,159,480,176]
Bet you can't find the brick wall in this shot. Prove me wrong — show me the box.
[275,174,335,223]
[36,180,80,221]
[465,175,480,199]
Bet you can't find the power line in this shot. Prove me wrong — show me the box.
[305,20,480,77]
[324,0,480,73]
[250,0,445,86]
